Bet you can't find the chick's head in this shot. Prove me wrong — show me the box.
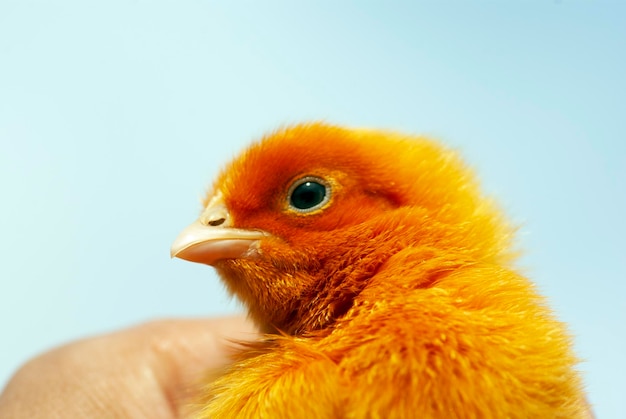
[172,123,511,334]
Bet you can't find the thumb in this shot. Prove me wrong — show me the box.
[0,317,258,419]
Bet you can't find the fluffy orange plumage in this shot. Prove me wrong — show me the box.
[171,123,589,418]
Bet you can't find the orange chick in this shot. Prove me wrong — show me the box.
[171,123,589,418]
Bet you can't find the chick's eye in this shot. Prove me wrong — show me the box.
[288,177,331,212]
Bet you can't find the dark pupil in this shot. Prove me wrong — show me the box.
[291,181,326,210]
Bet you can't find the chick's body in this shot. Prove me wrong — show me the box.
[172,124,588,418]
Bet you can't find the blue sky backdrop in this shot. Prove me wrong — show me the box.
[1,2,624,417]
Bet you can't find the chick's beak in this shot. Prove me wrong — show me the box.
[170,192,268,265]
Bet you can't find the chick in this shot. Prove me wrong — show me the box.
[171,123,589,418]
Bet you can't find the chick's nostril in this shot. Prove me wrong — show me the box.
[208,218,226,227]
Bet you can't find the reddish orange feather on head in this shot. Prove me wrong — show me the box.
[174,123,590,418]
[208,123,513,334]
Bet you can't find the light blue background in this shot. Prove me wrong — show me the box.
[1,2,624,417]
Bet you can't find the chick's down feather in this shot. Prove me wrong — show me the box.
[171,123,589,418]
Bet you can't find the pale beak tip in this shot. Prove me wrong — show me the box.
[170,242,184,259]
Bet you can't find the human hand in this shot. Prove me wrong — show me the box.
[0,317,257,418]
